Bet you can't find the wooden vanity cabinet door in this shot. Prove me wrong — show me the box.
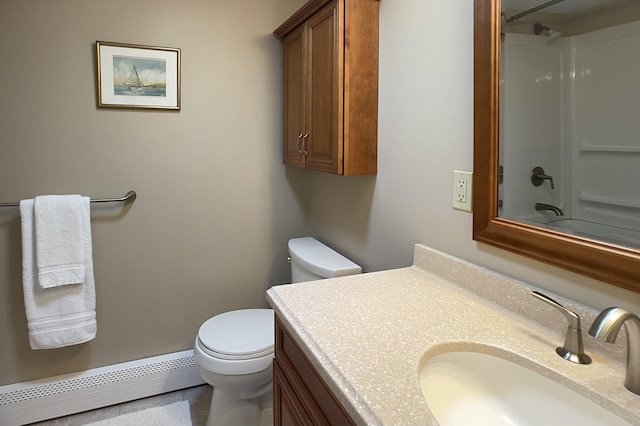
[274,359,314,426]
[273,317,356,426]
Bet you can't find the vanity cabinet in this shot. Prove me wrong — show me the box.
[274,0,379,176]
[273,317,355,426]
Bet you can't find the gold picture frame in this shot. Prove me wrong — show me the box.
[96,41,181,110]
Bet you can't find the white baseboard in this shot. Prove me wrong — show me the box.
[0,349,205,426]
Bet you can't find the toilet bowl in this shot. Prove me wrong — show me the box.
[194,237,361,426]
[194,309,275,426]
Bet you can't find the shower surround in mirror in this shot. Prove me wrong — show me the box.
[500,18,640,249]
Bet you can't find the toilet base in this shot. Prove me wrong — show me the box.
[206,387,273,426]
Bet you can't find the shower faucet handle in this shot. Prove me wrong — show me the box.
[531,166,555,189]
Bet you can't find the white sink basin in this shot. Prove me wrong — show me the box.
[419,351,630,426]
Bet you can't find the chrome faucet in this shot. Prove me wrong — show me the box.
[535,203,564,216]
[532,291,591,364]
[589,308,640,395]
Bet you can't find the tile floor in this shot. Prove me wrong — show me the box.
[29,385,212,426]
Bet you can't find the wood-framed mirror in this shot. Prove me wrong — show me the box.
[473,0,640,292]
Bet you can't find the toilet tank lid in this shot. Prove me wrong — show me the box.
[288,237,362,278]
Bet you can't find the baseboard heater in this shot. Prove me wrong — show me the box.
[0,349,205,426]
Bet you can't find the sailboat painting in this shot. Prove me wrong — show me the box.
[113,56,166,97]
[97,41,180,110]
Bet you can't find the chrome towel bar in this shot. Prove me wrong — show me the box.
[0,190,137,208]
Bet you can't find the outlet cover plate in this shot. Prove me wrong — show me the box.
[452,170,473,212]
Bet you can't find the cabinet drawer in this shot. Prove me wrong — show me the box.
[275,318,355,425]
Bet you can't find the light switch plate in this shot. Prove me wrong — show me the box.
[452,170,473,212]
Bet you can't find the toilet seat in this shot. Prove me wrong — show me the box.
[194,309,275,375]
[198,309,274,359]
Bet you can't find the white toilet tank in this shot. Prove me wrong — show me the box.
[288,237,362,283]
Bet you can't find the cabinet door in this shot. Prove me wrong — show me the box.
[274,359,314,426]
[282,25,306,167]
[305,1,342,174]
[274,318,355,426]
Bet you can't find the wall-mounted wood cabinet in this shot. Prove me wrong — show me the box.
[273,316,355,426]
[274,0,379,176]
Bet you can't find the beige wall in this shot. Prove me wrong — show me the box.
[0,0,307,385]
[306,1,640,313]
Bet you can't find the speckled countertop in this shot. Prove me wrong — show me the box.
[266,244,640,425]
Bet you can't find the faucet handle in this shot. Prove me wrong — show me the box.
[531,166,555,189]
[532,291,592,365]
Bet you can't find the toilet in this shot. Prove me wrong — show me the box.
[193,237,362,426]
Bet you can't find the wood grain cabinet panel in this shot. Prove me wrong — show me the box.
[274,0,379,176]
[273,317,356,426]
[282,25,307,168]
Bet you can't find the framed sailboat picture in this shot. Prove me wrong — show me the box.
[96,41,181,110]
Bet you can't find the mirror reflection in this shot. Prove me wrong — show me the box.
[498,0,640,250]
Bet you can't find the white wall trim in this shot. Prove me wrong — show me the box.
[0,350,204,426]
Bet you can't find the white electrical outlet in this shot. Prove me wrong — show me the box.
[452,170,473,212]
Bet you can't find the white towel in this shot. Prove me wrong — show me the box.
[20,198,97,350]
[34,194,86,288]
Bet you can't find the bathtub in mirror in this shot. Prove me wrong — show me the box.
[473,0,640,292]
[500,0,640,249]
